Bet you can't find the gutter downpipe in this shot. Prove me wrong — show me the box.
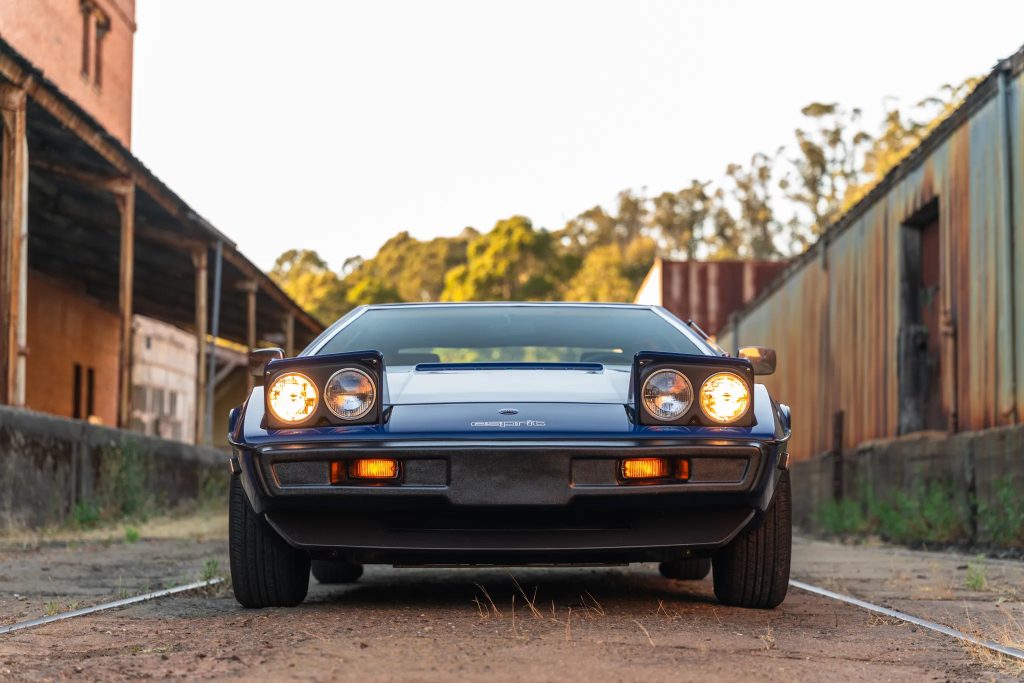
[204,240,223,445]
[997,61,1018,424]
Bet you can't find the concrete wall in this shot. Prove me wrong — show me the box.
[0,0,135,146]
[0,405,224,533]
[792,424,1024,545]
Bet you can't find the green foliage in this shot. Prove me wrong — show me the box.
[868,480,966,545]
[267,79,980,320]
[978,477,1024,547]
[817,498,867,536]
[97,441,153,519]
[198,468,229,513]
[442,216,560,301]
[124,525,141,544]
[72,499,100,529]
[201,558,221,582]
[965,555,987,591]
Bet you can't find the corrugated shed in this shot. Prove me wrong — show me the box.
[642,260,788,336]
[719,48,1024,460]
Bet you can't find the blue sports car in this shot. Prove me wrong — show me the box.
[227,302,792,609]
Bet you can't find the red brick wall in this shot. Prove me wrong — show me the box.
[25,271,120,427]
[0,0,135,146]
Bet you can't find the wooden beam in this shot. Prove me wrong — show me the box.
[0,84,27,406]
[193,248,208,445]
[220,248,322,338]
[284,313,295,358]
[239,279,258,391]
[116,183,135,428]
[30,157,131,195]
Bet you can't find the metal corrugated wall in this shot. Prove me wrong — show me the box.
[724,59,1023,460]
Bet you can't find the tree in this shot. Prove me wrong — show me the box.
[563,237,658,302]
[268,249,347,324]
[780,103,871,246]
[720,152,783,259]
[650,180,711,259]
[441,216,560,301]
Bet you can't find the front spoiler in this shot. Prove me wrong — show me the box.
[234,438,787,561]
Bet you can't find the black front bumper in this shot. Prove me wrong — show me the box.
[235,440,787,564]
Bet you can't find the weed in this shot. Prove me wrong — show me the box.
[72,500,100,529]
[123,525,140,544]
[198,468,229,512]
[97,440,153,519]
[200,558,220,582]
[867,480,966,545]
[965,556,987,591]
[978,477,1024,547]
[818,498,867,535]
[44,601,60,616]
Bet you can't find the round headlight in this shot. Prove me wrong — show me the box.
[700,372,750,424]
[324,368,376,420]
[267,372,318,424]
[641,369,693,421]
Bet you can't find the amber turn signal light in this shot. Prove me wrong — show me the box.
[621,458,670,479]
[620,457,690,481]
[349,458,399,480]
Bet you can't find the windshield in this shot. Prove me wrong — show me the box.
[315,306,705,365]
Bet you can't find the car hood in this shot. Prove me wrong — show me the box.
[383,367,631,405]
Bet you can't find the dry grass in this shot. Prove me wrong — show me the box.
[957,608,1024,676]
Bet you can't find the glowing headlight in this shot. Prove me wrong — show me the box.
[641,369,694,421]
[324,368,376,420]
[267,372,318,424]
[700,372,750,424]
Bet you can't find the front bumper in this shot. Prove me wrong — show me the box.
[235,439,787,564]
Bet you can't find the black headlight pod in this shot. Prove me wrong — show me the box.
[631,351,755,427]
[262,350,386,429]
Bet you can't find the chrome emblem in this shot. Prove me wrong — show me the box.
[498,408,519,415]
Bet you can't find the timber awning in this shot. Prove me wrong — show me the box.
[0,36,322,353]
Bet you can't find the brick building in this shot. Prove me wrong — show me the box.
[0,0,134,146]
[0,4,322,445]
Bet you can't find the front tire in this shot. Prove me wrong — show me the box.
[712,470,791,609]
[229,476,310,608]
[311,560,364,584]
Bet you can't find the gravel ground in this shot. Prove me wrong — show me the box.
[0,515,1021,681]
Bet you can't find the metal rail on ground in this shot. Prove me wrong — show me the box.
[790,579,1024,662]
[0,578,223,635]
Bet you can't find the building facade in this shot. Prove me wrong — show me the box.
[0,9,322,446]
[718,45,1024,462]
[634,258,788,337]
[0,0,134,146]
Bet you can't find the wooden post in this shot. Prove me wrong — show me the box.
[192,247,208,445]
[115,183,136,428]
[284,313,295,358]
[242,280,258,391]
[0,84,27,406]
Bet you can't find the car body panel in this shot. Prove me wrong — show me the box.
[230,303,791,565]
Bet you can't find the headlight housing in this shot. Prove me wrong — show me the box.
[632,352,756,427]
[325,368,376,420]
[266,372,319,424]
[261,350,386,429]
[700,372,751,424]
[641,369,693,421]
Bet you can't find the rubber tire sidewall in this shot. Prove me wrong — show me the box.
[229,476,310,608]
[712,470,792,609]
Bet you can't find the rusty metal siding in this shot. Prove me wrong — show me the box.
[732,259,829,460]
[724,68,1023,460]
[1012,68,1024,426]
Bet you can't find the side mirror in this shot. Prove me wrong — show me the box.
[738,346,776,376]
[249,347,284,381]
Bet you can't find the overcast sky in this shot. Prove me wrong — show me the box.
[133,1,1024,271]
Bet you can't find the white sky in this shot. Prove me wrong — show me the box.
[132,0,1024,271]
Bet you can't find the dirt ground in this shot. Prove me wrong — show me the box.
[1,514,1022,681]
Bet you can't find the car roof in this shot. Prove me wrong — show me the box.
[362,301,656,310]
